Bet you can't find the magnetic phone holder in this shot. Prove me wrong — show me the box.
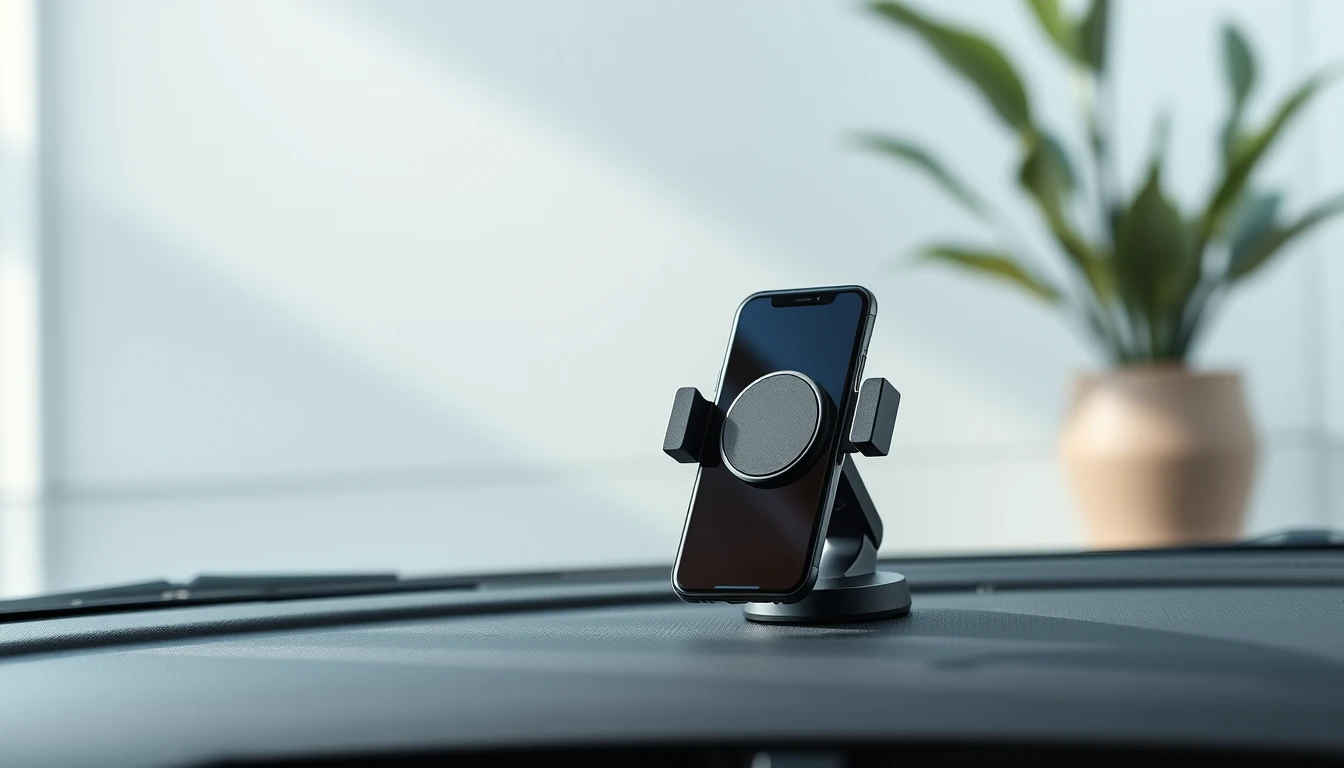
[721,371,834,489]
[664,372,910,624]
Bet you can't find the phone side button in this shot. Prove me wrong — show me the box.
[854,353,866,391]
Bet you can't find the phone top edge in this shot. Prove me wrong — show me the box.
[739,285,873,300]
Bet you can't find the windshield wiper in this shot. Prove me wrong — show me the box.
[9,529,1339,623]
[0,565,676,622]
[0,572,471,619]
[1236,528,1344,547]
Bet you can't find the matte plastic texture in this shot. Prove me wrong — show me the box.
[849,378,901,457]
[663,387,713,463]
[8,554,1344,767]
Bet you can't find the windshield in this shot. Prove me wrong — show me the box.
[0,0,1340,603]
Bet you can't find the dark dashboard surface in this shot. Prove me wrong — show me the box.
[2,550,1343,767]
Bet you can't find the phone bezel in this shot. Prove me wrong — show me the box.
[671,285,877,603]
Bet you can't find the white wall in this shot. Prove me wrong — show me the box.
[0,0,44,596]
[1306,0,1344,535]
[15,0,1344,591]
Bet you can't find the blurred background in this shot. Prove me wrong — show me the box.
[1,0,1342,597]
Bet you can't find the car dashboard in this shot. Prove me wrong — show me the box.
[1,549,1342,767]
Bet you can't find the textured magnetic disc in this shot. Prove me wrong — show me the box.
[721,371,826,483]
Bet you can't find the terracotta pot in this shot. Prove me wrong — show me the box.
[1060,366,1257,549]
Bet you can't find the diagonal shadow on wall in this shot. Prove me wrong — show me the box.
[41,200,683,589]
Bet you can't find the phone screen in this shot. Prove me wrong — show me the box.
[673,288,872,596]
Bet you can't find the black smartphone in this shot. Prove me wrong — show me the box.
[672,286,876,602]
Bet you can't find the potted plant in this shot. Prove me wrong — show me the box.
[862,0,1344,547]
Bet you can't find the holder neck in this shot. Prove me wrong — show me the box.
[818,456,883,579]
[743,453,909,624]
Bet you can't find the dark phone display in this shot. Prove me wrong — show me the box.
[674,290,870,595]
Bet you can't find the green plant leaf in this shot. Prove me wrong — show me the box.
[1219,24,1257,159]
[1018,132,1110,302]
[1199,68,1341,248]
[1148,109,1173,165]
[869,1,1033,131]
[1222,25,1256,110]
[1040,130,1077,191]
[1025,0,1077,60]
[1114,163,1195,358]
[1019,132,1072,220]
[1225,190,1281,268]
[1229,192,1344,280]
[917,245,1063,303]
[1078,0,1110,72]
[1172,189,1277,359]
[856,134,988,217]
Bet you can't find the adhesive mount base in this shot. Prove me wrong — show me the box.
[743,572,910,624]
[743,455,910,624]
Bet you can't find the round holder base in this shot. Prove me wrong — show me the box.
[742,571,911,625]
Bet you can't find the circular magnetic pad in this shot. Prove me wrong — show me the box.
[721,371,831,486]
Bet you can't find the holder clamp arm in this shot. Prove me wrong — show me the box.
[847,378,900,457]
[663,386,714,464]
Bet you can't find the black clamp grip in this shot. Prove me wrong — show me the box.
[664,378,900,463]
[663,386,714,463]
[847,378,900,457]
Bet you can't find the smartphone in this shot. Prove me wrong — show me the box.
[672,286,876,602]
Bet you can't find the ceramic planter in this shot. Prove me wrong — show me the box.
[1060,367,1257,549]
